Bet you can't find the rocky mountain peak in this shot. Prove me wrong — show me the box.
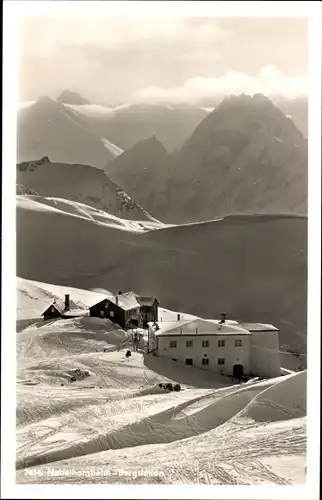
[56,90,90,105]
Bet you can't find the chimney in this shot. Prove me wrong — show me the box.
[118,290,122,295]
[180,327,183,334]
[116,295,119,306]
[220,312,226,324]
[177,313,181,321]
[65,294,70,310]
[196,328,198,334]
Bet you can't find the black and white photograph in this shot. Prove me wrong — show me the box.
[1,1,321,498]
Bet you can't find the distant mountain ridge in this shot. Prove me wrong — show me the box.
[56,90,91,105]
[17,92,308,225]
[196,96,308,139]
[105,136,171,212]
[89,103,209,153]
[106,94,307,223]
[17,96,120,168]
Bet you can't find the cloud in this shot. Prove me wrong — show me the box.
[178,51,223,62]
[134,65,308,103]
[193,23,231,41]
[20,17,230,56]
[18,16,307,105]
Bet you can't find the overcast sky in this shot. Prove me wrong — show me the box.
[19,16,308,105]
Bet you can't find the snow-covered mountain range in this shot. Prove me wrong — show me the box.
[105,94,307,223]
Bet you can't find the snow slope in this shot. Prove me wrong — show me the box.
[100,137,124,157]
[15,299,307,484]
[16,158,158,221]
[16,195,167,233]
[16,277,110,322]
[17,198,307,371]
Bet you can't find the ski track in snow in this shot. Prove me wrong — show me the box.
[16,279,307,485]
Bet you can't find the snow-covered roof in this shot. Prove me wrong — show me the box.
[150,318,251,337]
[107,291,140,310]
[105,291,157,311]
[137,296,157,307]
[42,298,81,315]
[239,322,279,332]
[62,309,88,318]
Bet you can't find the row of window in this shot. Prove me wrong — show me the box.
[186,358,225,366]
[169,339,242,348]
[100,310,114,317]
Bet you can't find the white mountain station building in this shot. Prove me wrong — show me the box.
[147,316,280,378]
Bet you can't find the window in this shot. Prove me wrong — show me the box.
[186,358,193,365]
[186,340,193,348]
[104,303,109,308]
[100,310,104,317]
[202,340,209,348]
[202,358,209,365]
[218,358,225,365]
[169,340,177,348]
[110,311,114,318]
[51,306,55,313]
[235,339,242,347]
[218,339,225,347]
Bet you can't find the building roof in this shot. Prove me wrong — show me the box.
[107,291,140,310]
[42,298,84,315]
[238,322,279,332]
[97,291,158,311]
[150,318,251,337]
[136,296,157,307]
[62,309,88,318]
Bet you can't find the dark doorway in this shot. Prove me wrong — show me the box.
[186,358,193,366]
[233,364,244,379]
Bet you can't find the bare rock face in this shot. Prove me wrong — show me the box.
[17,156,51,172]
[16,184,39,195]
